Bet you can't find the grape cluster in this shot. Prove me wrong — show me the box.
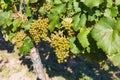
[61,18,75,38]
[29,17,49,44]
[15,30,26,48]
[43,4,52,11]
[50,31,70,63]
[62,18,72,29]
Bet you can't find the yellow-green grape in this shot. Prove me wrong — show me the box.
[67,29,75,38]
[61,18,72,30]
[61,18,75,38]
[50,31,70,63]
[29,17,49,44]
[43,4,52,11]
[15,30,26,48]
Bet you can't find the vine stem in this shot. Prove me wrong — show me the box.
[30,47,47,80]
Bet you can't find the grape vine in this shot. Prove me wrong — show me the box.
[0,0,120,66]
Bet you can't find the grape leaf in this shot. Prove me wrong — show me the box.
[72,13,81,31]
[12,18,22,32]
[19,38,34,55]
[91,17,120,55]
[107,0,112,8]
[81,0,103,8]
[70,37,80,54]
[50,4,66,14]
[79,14,87,27]
[104,7,118,18]
[77,27,91,48]
[29,0,38,3]
[0,11,11,26]
[48,14,60,32]
[26,4,31,17]
[109,53,120,67]
[115,0,120,5]
[73,1,81,12]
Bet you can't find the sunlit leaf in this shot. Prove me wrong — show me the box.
[26,4,31,17]
[79,14,87,27]
[12,18,22,32]
[50,4,66,14]
[19,38,34,55]
[109,53,120,67]
[91,17,120,55]
[72,13,81,31]
[77,27,91,48]
[81,0,103,8]
[73,1,81,12]
[115,0,120,5]
[48,14,60,32]
[70,37,80,54]
[29,0,38,3]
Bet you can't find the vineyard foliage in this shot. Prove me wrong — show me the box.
[0,0,120,66]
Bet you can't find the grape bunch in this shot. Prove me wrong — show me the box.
[29,17,49,44]
[15,30,26,48]
[61,18,75,38]
[43,3,52,11]
[50,31,70,63]
[61,18,72,30]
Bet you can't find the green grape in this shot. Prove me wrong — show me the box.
[15,30,26,48]
[43,3,52,11]
[50,31,70,63]
[29,17,49,44]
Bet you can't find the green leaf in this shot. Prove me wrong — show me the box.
[12,18,22,32]
[69,37,80,54]
[8,32,15,40]
[111,7,118,17]
[0,11,11,25]
[19,38,34,55]
[109,53,120,66]
[61,0,69,2]
[26,4,31,17]
[77,27,91,48]
[91,17,120,55]
[81,0,103,8]
[79,14,87,27]
[50,4,66,14]
[73,1,81,12]
[54,0,62,4]
[72,13,81,31]
[48,14,60,32]
[23,19,33,30]
[104,7,118,18]
[39,7,46,15]
[115,18,120,32]
[29,0,38,3]
[115,0,120,5]
[107,0,113,8]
